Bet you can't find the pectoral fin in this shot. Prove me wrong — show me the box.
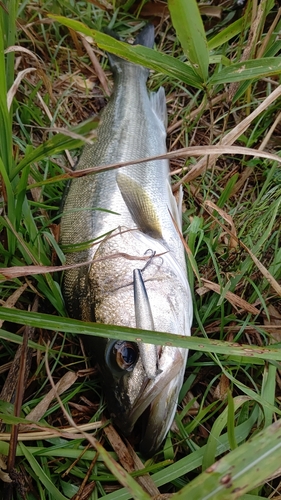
[117,173,162,239]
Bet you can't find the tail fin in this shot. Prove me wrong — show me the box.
[134,24,154,49]
[105,24,154,72]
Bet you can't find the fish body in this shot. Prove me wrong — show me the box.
[60,25,193,456]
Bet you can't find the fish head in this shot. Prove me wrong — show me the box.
[87,228,192,456]
[92,334,187,454]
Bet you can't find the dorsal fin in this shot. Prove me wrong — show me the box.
[166,179,182,230]
[117,173,162,239]
[150,87,167,130]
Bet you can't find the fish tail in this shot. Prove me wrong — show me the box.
[134,24,154,49]
[106,24,154,73]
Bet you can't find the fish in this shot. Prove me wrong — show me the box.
[60,24,193,456]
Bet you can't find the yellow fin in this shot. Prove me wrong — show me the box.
[117,173,162,239]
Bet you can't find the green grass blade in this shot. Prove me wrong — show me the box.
[0,0,14,178]
[260,363,277,428]
[48,15,203,89]
[168,0,209,81]
[94,441,151,500]
[208,17,250,51]
[227,391,238,451]
[99,409,259,500]
[0,412,49,425]
[202,397,254,471]
[210,57,281,84]
[0,328,60,353]
[19,442,68,500]
[172,419,281,499]
[0,307,281,361]
[12,132,84,181]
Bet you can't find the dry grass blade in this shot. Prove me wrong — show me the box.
[199,6,221,18]
[198,279,260,315]
[232,110,281,194]
[44,127,94,144]
[73,481,96,500]
[20,371,78,431]
[126,441,160,496]
[228,0,265,100]
[71,442,100,500]
[81,34,110,95]
[204,200,237,250]
[0,283,28,328]
[0,295,37,405]
[86,0,113,10]
[71,145,281,178]
[168,92,227,135]
[7,68,36,111]
[0,422,104,442]
[28,145,281,189]
[242,244,281,297]
[257,7,281,58]
[0,250,167,279]
[6,316,31,499]
[43,349,151,499]
[173,84,281,187]
[264,305,281,343]
[103,422,160,497]
[204,203,281,297]
[0,457,12,484]
[4,45,40,60]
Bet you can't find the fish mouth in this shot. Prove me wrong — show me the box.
[128,348,184,424]
[139,376,181,457]
[111,346,186,457]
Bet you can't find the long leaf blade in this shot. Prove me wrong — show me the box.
[19,442,68,500]
[168,0,209,81]
[210,57,281,84]
[172,419,281,499]
[49,15,203,89]
[0,307,280,361]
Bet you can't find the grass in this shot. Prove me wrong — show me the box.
[0,0,281,498]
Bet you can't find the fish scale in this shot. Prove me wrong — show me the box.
[60,24,193,456]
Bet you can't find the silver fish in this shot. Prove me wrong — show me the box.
[60,24,193,456]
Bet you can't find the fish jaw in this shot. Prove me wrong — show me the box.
[139,357,187,456]
[129,346,188,456]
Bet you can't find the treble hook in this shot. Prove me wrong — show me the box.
[141,249,156,272]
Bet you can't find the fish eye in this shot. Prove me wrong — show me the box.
[105,340,139,373]
[114,341,138,370]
